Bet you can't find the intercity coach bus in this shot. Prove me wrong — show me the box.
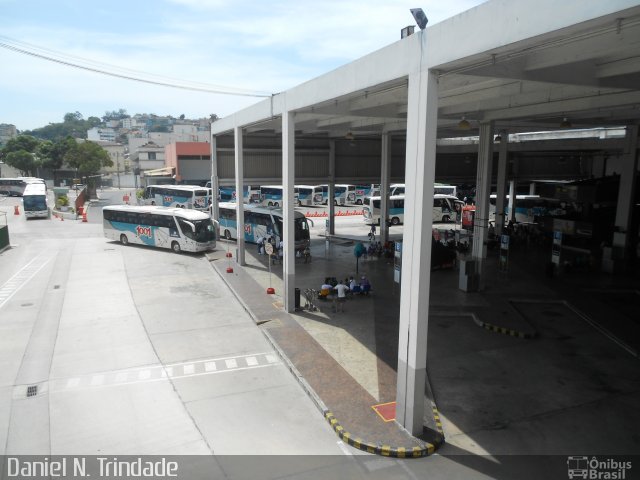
[103,205,217,253]
[216,202,311,252]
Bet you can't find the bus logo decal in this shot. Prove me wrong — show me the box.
[163,196,173,203]
[136,225,152,238]
[244,224,252,234]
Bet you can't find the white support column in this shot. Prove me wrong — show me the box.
[328,141,336,235]
[282,111,296,312]
[471,121,495,270]
[380,132,391,244]
[529,182,536,195]
[494,131,508,238]
[396,68,438,436]
[210,135,219,222]
[507,180,516,223]
[613,125,639,258]
[234,126,245,266]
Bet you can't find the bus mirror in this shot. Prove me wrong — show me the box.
[184,220,196,232]
[308,218,314,227]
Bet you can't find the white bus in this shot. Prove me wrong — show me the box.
[0,177,45,196]
[103,205,217,253]
[389,183,405,196]
[295,185,315,206]
[363,195,406,225]
[217,202,311,252]
[489,194,564,225]
[23,182,49,219]
[353,184,379,205]
[143,185,211,211]
[313,184,349,205]
[363,194,463,225]
[259,185,284,207]
[433,183,458,197]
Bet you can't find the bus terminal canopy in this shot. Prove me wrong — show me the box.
[210,1,640,139]
[209,0,640,437]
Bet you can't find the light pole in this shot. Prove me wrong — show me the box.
[0,161,4,178]
[116,152,121,189]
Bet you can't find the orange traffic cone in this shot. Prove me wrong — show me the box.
[14,205,19,215]
[82,211,88,223]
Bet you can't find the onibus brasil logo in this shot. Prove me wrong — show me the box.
[567,456,632,479]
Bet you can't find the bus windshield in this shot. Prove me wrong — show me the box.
[295,217,310,241]
[23,195,47,210]
[192,219,217,242]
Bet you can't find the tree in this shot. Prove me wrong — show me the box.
[36,136,75,171]
[2,135,40,155]
[4,150,37,175]
[64,141,113,175]
[64,111,84,123]
[102,109,129,122]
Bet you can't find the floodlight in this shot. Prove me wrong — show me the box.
[410,8,428,30]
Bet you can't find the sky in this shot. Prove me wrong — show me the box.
[1,0,486,132]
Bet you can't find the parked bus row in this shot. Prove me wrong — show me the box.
[140,182,460,212]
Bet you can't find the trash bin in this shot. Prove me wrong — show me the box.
[294,288,301,310]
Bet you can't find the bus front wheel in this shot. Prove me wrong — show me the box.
[150,201,156,206]
[268,202,273,207]
[273,202,279,207]
[356,199,362,205]
[391,217,400,226]
[224,229,231,240]
[120,234,129,246]
[442,215,450,223]
[171,241,181,253]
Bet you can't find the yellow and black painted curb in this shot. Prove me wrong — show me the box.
[324,411,444,458]
[479,321,537,339]
[432,405,444,436]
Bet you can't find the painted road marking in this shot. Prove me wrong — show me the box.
[245,356,258,367]
[204,362,217,372]
[0,255,52,310]
[66,378,80,388]
[53,352,280,391]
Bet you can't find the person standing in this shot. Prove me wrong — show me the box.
[334,280,349,312]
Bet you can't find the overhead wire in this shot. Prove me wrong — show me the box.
[0,35,272,98]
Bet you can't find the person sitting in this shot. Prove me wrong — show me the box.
[348,276,360,295]
[360,275,371,295]
[319,281,333,300]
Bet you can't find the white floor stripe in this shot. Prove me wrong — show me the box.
[245,356,258,366]
[66,378,80,388]
[265,354,277,363]
[225,359,237,369]
[138,370,151,380]
[90,375,104,386]
[204,362,217,372]
[182,364,195,375]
